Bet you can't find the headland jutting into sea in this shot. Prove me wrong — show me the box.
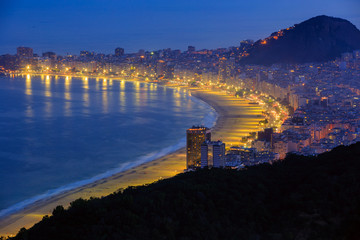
[0,74,265,236]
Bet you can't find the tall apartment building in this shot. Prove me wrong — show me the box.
[17,47,33,58]
[201,140,225,168]
[186,126,211,169]
[115,48,125,56]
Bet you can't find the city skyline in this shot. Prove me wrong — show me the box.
[1,1,360,236]
[1,0,360,55]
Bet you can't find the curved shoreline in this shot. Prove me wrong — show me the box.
[0,79,217,221]
[0,86,264,237]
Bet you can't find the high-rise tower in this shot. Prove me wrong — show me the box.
[115,48,125,56]
[201,140,226,168]
[186,126,211,169]
[17,47,33,58]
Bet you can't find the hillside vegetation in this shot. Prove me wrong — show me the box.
[240,15,360,65]
[11,142,360,240]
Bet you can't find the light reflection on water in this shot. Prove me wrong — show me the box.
[119,80,125,112]
[134,81,140,107]
[96,78,100,91]
[174,88,181,109]
[64,76,71,101]
[82,77,89,111]
[45,101,52,118]
[0,75,214,213]
[82,77,89,90]
[45,76,51,97]
[18,74,200,122]
[25,74,32,96]
[102,79,108,113]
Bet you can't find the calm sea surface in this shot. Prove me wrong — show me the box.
[0,75,216,216]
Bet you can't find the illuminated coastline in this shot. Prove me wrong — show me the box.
[0,74,266,236]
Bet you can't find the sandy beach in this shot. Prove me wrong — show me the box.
[0,86,264,237]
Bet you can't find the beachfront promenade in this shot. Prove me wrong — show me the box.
[0,87,264,237]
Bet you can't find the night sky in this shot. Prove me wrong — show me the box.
[0,0,359,55]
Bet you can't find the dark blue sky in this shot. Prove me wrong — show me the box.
[0,0,359,55]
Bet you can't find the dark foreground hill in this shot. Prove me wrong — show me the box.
[10,142,360,240]
[240,15,360,65]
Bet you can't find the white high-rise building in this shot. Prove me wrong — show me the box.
[201,140,225,168]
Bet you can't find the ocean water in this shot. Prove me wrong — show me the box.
[0,75,216,217]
